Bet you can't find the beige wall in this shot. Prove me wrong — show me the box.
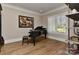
[2,5,42,43]
[40,15,48,28]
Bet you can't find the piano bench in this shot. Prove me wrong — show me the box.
[22,36,29,45]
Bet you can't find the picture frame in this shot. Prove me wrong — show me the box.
[19,15,34,28]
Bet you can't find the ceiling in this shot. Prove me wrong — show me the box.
[8,3,65,14]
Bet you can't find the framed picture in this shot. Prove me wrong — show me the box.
[19,15,34,28]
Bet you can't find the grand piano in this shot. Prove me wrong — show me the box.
[29,26,47,46]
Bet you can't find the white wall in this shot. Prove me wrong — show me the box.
[1,4,42,44]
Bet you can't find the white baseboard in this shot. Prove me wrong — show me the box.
[5,38,22,44]
[4,36,67,44]
[47,35,67,43]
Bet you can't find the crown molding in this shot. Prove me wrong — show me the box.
[1,3,41,15]
[41,5,68,15]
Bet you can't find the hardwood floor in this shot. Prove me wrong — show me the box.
[0,37,67,55]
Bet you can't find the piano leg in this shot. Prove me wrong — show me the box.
[45,31,47,39]
[32,37,35,46]
[44,30,47,39]
[45,33,46,39]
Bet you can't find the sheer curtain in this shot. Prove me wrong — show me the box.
[48,16,56,33]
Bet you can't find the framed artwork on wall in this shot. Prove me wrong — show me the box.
[19,15,34,28]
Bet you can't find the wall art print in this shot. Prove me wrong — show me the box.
[19,15,34,28]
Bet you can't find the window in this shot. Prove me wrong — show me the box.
[48,15,68,34]
[55,16,68,33]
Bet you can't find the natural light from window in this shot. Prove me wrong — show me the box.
[48,15,68,34]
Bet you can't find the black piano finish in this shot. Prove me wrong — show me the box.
[29,26,47,46]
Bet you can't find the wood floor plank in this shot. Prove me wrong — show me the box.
[0,38,67,55]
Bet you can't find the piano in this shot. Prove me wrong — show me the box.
[29,26,47,46]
